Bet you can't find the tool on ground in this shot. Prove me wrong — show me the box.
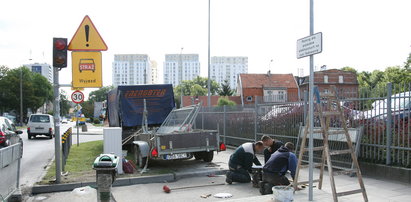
[293,86,368,202]
[200,194,212,198]
[162,183,225,193]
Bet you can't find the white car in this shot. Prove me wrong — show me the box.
[27,114,54,139]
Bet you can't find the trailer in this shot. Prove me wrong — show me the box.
[106,84,225,168]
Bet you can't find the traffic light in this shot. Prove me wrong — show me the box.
[53,38,68,68]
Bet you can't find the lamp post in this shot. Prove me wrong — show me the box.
[179,47,184,108]
[207,0,211,107]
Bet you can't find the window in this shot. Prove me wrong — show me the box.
[324,75,328,83]
[246,96,253,102]
[338,76,344,83]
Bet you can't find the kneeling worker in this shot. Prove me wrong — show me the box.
[260,142,297,195]
[226,141,265,184]
[261,135,284,163]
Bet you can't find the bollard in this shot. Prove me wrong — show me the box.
[93,154,119,202]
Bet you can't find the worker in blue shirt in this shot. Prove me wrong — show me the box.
[259,142,297,195]
[261,135,284,163]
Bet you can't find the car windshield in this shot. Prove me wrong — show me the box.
[30,115,50,123]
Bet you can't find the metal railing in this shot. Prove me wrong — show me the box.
[196,82,411,168]
[62,127,72,171]
[0,143,21,201]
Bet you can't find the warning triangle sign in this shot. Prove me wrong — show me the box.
[68,15,108,51]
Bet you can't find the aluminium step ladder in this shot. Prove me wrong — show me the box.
[293,86,368,202]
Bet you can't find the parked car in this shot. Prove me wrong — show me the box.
[0,116,23,157]
[27,114,54,139]
[61,118,68,124]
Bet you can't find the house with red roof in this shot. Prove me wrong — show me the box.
[237,72,299,105]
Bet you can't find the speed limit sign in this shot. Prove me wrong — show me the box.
[71,90,84,104]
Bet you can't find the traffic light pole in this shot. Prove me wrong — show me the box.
[53,67,61,184]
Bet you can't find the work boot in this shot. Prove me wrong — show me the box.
[225,171,233,185]
[263,183,273,195]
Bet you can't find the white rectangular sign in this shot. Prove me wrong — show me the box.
[297,32,323,59]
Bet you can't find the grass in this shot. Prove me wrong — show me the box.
[16,126,27,130]
[92,123,104,127]
[41,140,103,184]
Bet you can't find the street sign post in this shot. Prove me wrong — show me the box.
[297,32,322,59]
[71,51,102,88]
[71,90,84,104]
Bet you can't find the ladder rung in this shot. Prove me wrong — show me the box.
[330,149,352,155]
[297,179,320,185]
[328,129,347,135]
[300,163,322,169]
[303,146,324,152]
[333,169,356,176]
[319,92,336,97]
[336,189,363,197]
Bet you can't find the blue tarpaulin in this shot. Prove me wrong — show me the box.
[107,84,175,127]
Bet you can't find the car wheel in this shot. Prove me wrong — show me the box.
[136,147,147,169]
[193,152,204,160]
[203,151,214,162]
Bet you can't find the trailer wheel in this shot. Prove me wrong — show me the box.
[193,152,204,160]
[136,147,147,169]
[202,151,214,162]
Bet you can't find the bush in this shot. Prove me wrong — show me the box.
[93,119,101,124]
[217,97,236,106]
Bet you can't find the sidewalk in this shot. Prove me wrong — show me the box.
[28,148,411,202]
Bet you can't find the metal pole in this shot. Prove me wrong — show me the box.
[303,90,308,126]
[207,0,211,107]
[77,104,80,147]
[308,0,315,200]
[20,67,23,126]
[254,98,258,141]
[386,82,392,165]
[53,66,61,183]
[223,105,226,144]
[180,48,184,108]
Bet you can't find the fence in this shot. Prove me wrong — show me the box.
[0,143,21,201]
[196,82,411,168]
[62,127,72,171]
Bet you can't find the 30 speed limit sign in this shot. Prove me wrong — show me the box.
[71,90,84,104]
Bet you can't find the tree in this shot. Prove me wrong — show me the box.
[217,97,236,106]
[0,67,52,117]
[0,65,9,80]
[174,76,220,97]
[219,80,235,96]
[81,100,94,118]
[60,90,71,116]
[89,86,114,102]
[341,66,357,74]
[405,53,411,70]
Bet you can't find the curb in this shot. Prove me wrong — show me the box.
[31,169,228,195]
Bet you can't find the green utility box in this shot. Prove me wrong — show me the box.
[93,154,119,202]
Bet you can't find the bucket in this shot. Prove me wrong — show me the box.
[272,186,294,202]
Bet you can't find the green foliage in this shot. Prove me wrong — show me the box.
[89,86,114,102]
[341,66,357,74]
[217,97,236,106]
[60,90,71,116]
[405,53,411,70]
[81,100,94,118]
[219,80,235,96]
[0,66,52,116]
[0,65,9,79]
[174,76,219,97]
[93,118,101,124]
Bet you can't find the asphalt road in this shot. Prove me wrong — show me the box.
[19,122,103,191]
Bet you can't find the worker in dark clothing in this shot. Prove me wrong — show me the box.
[226,141,265,184]
[261,135,284,163]
[259,142,297,195]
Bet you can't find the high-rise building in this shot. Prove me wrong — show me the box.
[150,60,159,84]
[163,54,200,86]
[112,54,152,86]
[24,63,53,83]
[211,56,248,90]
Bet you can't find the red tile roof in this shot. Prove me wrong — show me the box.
[239,73,298,89]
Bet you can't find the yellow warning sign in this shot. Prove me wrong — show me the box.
[72,52,102,88]
[68,15,108,51]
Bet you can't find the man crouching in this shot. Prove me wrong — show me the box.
[259,142,297,195]
[225,141,265,184]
